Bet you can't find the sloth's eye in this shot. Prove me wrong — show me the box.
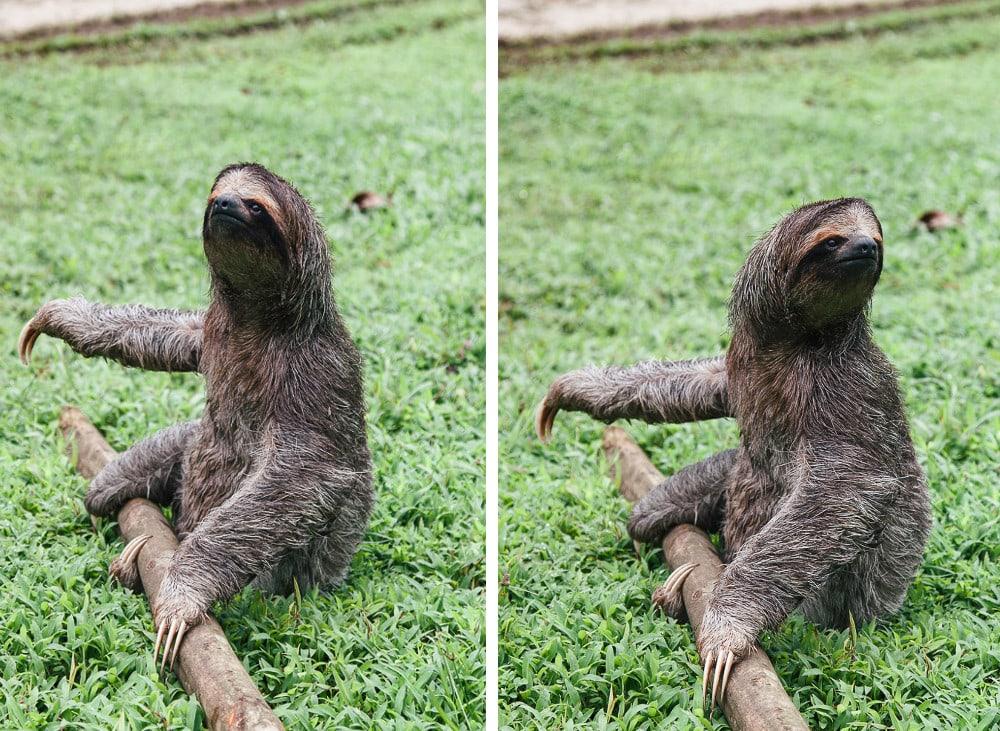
[249,202,263,215]
[822,237,843,250]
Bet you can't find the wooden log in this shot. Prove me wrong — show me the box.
[59,406,285,731]
[602,426,808,731]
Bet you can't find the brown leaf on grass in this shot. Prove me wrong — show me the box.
[918,210,961,231]
[350,191,392,212]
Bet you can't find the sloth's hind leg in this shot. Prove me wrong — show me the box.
[84,422,198,591]
[803,495,931,628]
[630,449,736,620]
[628,449,736,544]
[84,421,198,519]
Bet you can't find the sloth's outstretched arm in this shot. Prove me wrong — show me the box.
[19,297,203,372]
[536,356,729,441]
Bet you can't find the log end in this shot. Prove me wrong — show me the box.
[58,404,87,430]
[601,425,631,452]
[210,700,285,731]
[602,426,663,503]
[58,405,117,479]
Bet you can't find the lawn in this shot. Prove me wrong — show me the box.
[0,2,484,728]
[499,4,1000,729]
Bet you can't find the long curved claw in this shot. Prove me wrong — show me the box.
[109,534,152,591]
[710,651,725,714]
[701,651,713,708]
[719,651,735,709]
[664,562,697,595]
[534,398,558,443]
[159,619,180,673]
[153,620,168,667]
[168,620,188,670]
[652,562,698,615]
[18,322,40,365]
[118,534,151,565]
[153,615,190,673]
[706,650,735,715]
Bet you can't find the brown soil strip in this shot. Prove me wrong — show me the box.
[1,0,472,59]
[501,0,977,73]
[8,0,314,42]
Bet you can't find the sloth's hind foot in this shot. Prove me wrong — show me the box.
[108,534,151,593]
[651,561,697,620]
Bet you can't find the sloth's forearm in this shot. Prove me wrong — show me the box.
[25,298,203,372]
[555,357,729,424]
[710,487,870,632]
[164,467,332,604]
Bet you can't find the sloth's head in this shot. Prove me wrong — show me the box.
[732,198,884,335]
[203,162,331,303]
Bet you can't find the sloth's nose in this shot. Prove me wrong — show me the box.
[213,195,240,213]
[847,236,878,259]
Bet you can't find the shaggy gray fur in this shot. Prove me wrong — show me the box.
[535,357,728,441]
[22,162,373,633]
[540,198,931,666]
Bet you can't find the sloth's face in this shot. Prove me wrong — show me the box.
[202,165,291,290]
[783,202,883,327]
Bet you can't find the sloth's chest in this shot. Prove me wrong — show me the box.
[734,354,895,479]
[733,360,812,438]
[202,341,291,422]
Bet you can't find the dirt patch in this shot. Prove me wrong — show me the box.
[500,0,977,73]
[3,0,316,42]
[502,0,904,43]
[0,0,456,58]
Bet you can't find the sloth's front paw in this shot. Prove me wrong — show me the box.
[151,581,209,673]
[696,608,758,713]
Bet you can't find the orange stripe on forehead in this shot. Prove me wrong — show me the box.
[808,226,848,247]
[804,213,883,250]
[208,169,285,229]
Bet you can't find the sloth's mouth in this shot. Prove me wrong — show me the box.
[212,210,249,227]
[838,253,878,266]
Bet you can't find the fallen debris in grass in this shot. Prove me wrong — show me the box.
[918,209,961,231]
[350,190,392,212]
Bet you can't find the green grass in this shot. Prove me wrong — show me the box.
[499,7,1000,730]
[0,3,484,729]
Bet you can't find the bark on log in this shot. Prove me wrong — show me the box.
[59,406,285,731]
[602,426,809,731]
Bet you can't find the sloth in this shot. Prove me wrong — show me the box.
[537,198,931,707]
[19,162,373,669]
